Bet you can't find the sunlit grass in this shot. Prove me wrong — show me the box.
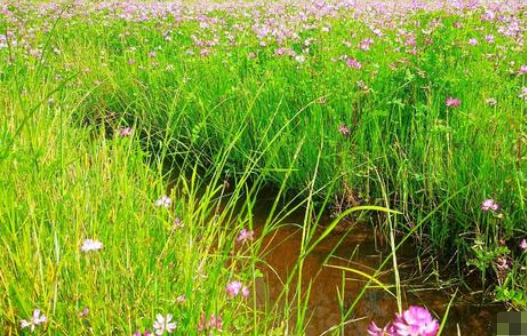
[1,0,526,334]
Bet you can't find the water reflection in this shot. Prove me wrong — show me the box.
[253,217,500,336]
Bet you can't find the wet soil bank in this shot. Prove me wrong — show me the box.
[248,199,502,336]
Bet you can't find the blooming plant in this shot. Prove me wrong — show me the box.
[368,306,439,336]
[226,280,249,298]
[20,309,47,333]
[198,314,223,333]
[154,196,172,208]
[481,199,499,212]
[81,239,103,253]
[445,97,460,108]
[236,228,254,244]
[153,314,177,335]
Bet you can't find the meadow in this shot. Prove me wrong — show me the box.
[1,0,527,335]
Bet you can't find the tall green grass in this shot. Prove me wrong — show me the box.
[1,1,525,333]
[52,8,527,261]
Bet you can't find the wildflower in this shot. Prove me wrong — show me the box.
[496,256,510,271]
[445,97,460,108]
[242,286,250,297]
[81,239,103,253]
[519,65,527,75]
[21,309,47,333]
[519,87,527,101]
[295,55,306,63]
[520,239,527,251]
[468,38,478,46]
[134,330,152,336]
[486,98,497,106]
[338,124,350,136]
[154,195,172,208]
[356,80,369,91]
[481,199,499,212]
[346,57,362,70]
[173,217,184,229]
[393,306,439,336]
[198,314,223,332]
[485,34,495,44]
[78,306,89,318]
[226,280,249,298]
[153,314,177,335]
[367,321,395,336]
[236,228,254,244]
[274,48,286,56]
[120,127,133,137]
[359,38,374,51]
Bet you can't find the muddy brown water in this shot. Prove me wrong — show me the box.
[249,204,501,336]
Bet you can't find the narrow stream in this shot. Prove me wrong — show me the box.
[250,202,501,335]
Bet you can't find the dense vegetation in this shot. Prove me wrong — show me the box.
[1,0,527,334]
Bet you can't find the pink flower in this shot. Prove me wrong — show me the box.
[485,34,495,44]
[236,228,254,244]
[198,314,223,332]
[393,306,439,336]
[339,124,350,136]
[242,286,250,297]
[173,217,184,229]
[520,239,527,251]
[20,309,47,333]
[518,65,527,75]
[346,57,362,69]
[359,38,374,51]
[176,295,186,304]
[226,280,249,298]
[468,38,478,46]
[78,306,89,318]
[367,321,395,336]
[481,199,499,212]
[133,330,152,336]
[120,127,133,137]
[496,256,510,271]
[445,97,460,108]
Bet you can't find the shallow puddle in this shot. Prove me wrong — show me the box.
[251,204,501,335]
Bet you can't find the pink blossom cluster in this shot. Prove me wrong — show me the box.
[368,306,439,336]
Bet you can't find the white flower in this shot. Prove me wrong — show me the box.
[486,98,497,106]
[20,309,47,333]
[153,314,177,335]
[295,55,306,63]
[154,195,172,208]
[81,239,103,253]
[519,87,527,101]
